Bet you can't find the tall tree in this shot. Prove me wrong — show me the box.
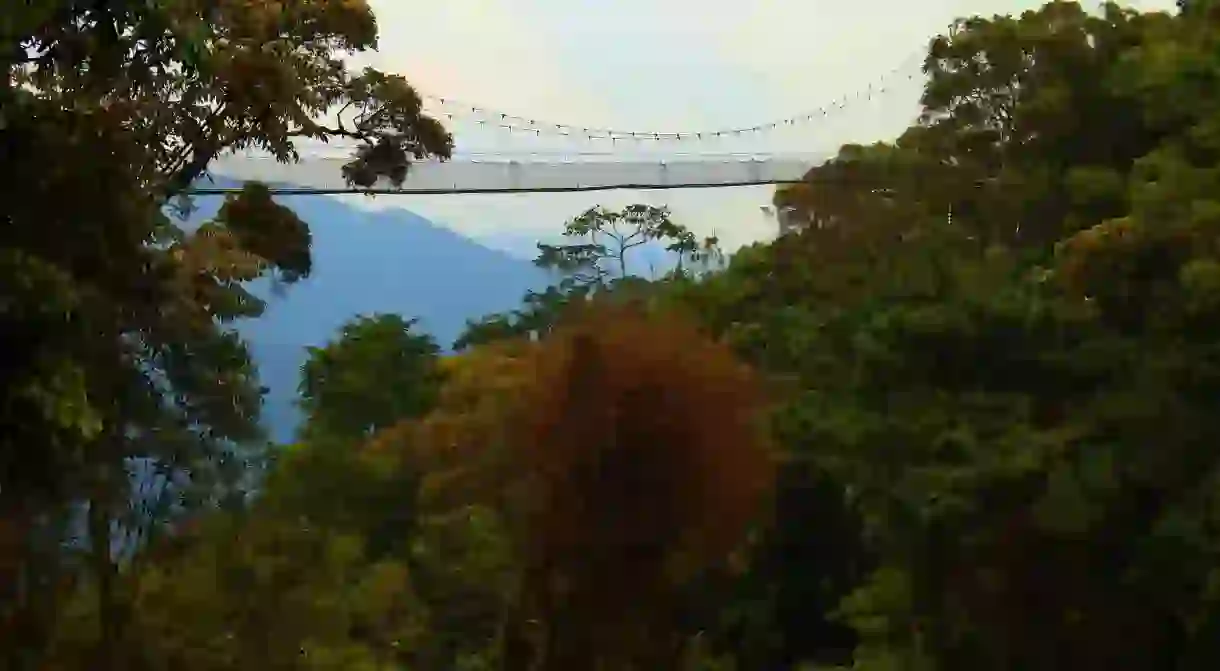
[1,0,451,666]
[267,313,443,566]
[535,204,721,289]
[456,204,720,350]
[510,303,773,670]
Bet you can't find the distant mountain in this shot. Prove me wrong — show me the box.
[188,179,550,442]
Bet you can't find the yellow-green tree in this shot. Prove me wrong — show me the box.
[382,341,542,670]
[47,513,428,671]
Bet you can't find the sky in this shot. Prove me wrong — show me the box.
[256,0,1178,257]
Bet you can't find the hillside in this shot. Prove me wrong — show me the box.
[189,181,549,442]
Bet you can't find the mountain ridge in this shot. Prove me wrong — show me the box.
[191,177,550,441]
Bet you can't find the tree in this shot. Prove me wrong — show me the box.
[299,314,444,443]
[508,303,774,670]
[776,1,1170,252]
[401,306,777,669]
[535,204,722,289]
[10,0,452,194]
[2,0,451,666]
[716,3,1220,670]
[261,314,442,569]
[456,204,720,350]
[47,512,429,671]
[391,342,543,670]
[262,341,542,671]
[915,0,1169,249]
[453,284,597,350]
[652,4,1220,669]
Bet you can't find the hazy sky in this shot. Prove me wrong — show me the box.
[304,0,1176,256]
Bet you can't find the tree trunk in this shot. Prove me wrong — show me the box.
[498,603,537,671]
[539,613,596,671]
[0,497,44,671]
[88,486,126,671]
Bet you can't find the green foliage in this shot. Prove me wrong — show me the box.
[688,3,1220,669]
[407,505,519,670]
[2,0,450,667]
[454,284,591,350]
[20,1,1220,670]
[300,314,444,442]
[436,8,1220,664]
[7,0,452,192]
[50,513,428,670]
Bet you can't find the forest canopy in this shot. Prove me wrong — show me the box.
[6,1,1220,670]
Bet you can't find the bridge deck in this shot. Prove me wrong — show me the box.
[202,153,826,194]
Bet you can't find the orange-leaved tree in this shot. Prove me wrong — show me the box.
[510,301,774,670]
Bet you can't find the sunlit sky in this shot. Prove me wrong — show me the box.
[275,0,1177,256]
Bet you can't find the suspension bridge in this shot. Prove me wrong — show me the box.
[202,151,830,195]
[194,54,925,196]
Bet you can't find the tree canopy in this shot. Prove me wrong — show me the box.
[10,1,1220,670]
